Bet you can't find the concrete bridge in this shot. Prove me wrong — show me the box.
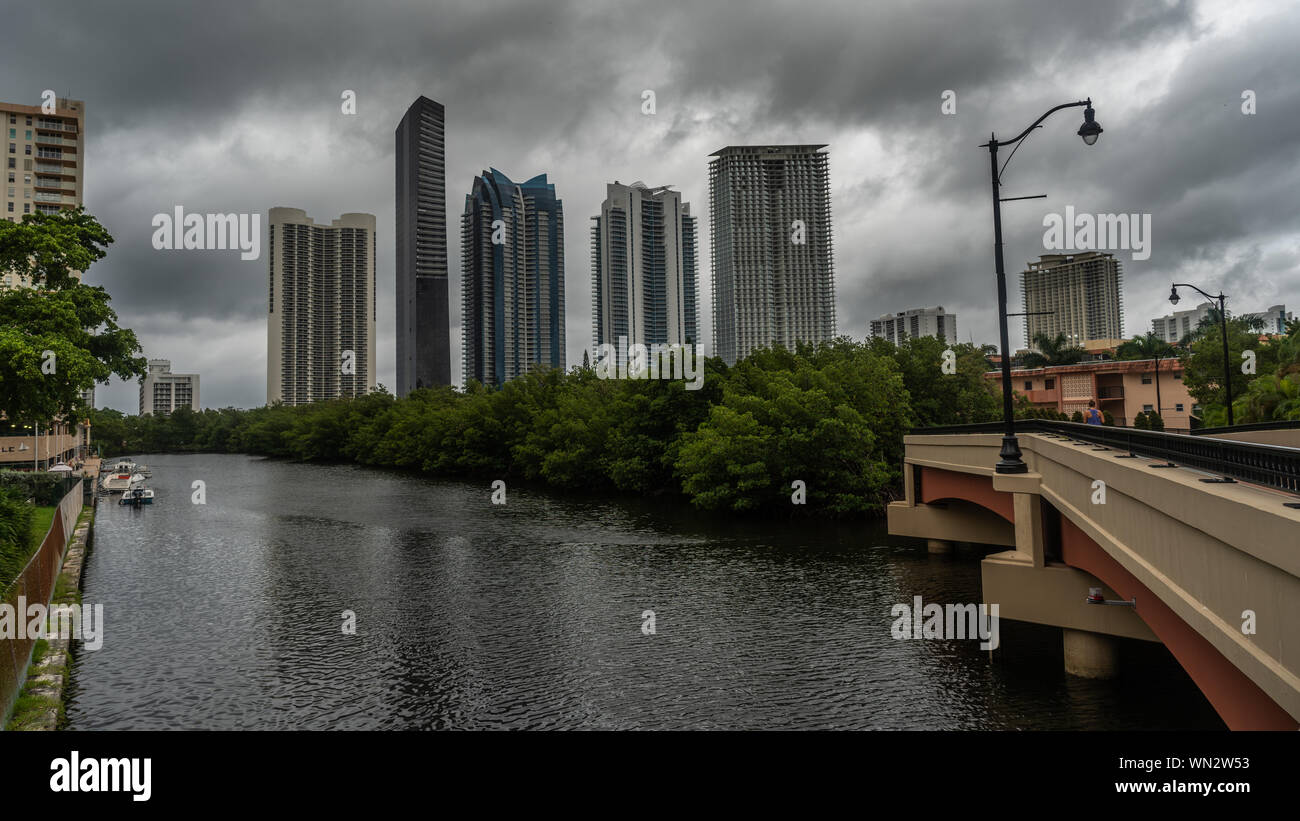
[888,420,1300,730]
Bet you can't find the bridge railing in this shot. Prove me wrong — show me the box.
[909,420,1300,499]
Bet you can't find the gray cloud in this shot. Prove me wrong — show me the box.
[3,0,1296,411]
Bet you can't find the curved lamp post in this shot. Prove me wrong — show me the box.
[982,99,1102,474]
[1170,284,1233,426]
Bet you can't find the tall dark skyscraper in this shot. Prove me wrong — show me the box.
[462,169,566,387]
[395,96,451,395]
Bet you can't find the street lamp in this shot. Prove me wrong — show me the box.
[1171,284,1233,426]
[983,98,1102,474]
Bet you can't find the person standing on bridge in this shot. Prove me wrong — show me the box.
[1084,400,1103,425]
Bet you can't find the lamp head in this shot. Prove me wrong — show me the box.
[1078,101,1103,146]
[1169,285,1180,306]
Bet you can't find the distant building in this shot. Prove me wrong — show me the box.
[1242,304,1293,336]
[591,181,699,358]
[1152,302,1292,343]
[395,96,451,395]
[462,169,566,387]
[1021,252,1124,349]
[869,306,956,346]
[266,208,377,406]
[140,360,200,416]
[987,357,1197,429]
[1152,302,1214,344]
[709,144,836,364]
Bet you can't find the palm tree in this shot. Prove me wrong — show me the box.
[1116,332,1175,416]
[1020,332,1085,369]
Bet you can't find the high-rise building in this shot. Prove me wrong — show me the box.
[139,360,200,416]
[709,144,835,365]
[1,97,83,238]
[591,181,698,359]
[869,306,957,347]
[3,92,82,282]
[266,208,377,406]
[461,169,566,387]
[395,96,451,395]
[1021,252,1124,349]
[1152,302,1214,344]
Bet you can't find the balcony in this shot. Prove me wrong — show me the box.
[1097,385,1125,400]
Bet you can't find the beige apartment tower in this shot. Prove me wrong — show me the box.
[267,208,377,405]
[2,97,85,289]
[1021,252,1124,349]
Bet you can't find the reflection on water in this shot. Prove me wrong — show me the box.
[66,454,1224,730]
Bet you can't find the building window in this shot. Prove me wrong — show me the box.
[1045,378,1055,390]
[24,145,30,155]
[1176,403,1184,412]
[1024,381,1033,391]
[1141,374,1152,384]
[7,144,13,154]
[24,130,31,140]
[1143,404,1154,412]
[5,203,11,212]
[22,204,29,214]
[6,129,12,138]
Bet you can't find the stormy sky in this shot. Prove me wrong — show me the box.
[4,0,1298,412]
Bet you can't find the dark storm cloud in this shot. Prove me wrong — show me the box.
[2,0,1296,410]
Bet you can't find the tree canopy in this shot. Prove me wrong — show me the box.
[88,336,1004,518]
[1019,332,1085,369]
[0,209,145,424]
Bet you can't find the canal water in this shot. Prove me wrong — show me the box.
[66,453,1224,730]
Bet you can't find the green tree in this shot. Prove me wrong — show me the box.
[1178,317,1278,414]
[889,337,999,428]
[1218,320,1300,423]
[1020,333,1085,369]
[0,210,146,423]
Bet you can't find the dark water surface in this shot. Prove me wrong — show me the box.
[66,453,1224,730]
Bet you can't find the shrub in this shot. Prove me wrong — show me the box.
[0,484,37,585]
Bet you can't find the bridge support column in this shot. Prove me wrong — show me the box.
[1064,628,1118,679]
[927,539,953,554]
[993,473,1045,568]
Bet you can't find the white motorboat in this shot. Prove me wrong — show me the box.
[119,484,154,506]
[100,462,139,492]
[119,474,154,505]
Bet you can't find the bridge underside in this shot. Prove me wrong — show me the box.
[889,432,1300,730]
